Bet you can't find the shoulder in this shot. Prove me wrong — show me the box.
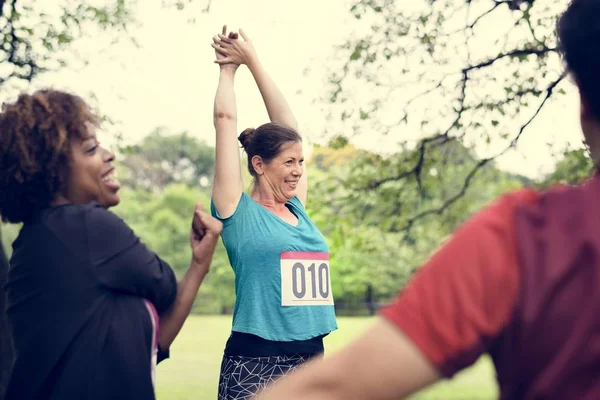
[211,192,255,226]
[84,203,131,232]
[35,202,124,236]
[81,204,137,256]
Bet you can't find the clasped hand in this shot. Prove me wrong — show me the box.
[211,25,256,68]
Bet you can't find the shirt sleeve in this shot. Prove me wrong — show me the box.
[381,190,538,377]
[86,205,178,313]
[211,192,248,227]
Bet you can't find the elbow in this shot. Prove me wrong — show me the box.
[213,110,237,124]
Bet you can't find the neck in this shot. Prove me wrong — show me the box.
[251,182,287,212]
[50,195,70,207]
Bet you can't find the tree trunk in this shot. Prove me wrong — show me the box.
[0,227,13,400]
[365,284,376,316]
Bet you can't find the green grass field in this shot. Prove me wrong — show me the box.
[156,316,498,400]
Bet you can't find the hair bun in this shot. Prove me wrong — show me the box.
[238,128,256,151]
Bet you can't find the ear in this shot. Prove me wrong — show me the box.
[251,155,265,176]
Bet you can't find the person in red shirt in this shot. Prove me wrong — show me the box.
[256,0,600,399]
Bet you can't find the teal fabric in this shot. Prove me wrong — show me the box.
[211,193,337,341]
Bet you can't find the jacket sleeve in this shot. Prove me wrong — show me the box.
[86,205,177,313]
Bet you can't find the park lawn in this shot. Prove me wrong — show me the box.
[156,315,498,400]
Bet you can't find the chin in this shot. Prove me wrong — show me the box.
[285,193,296,201]
[102,195,121,209]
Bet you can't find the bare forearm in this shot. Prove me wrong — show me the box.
[157,261,210,350]
[213,69,238,125]
[258,319,441,400]
[157,264,206,350]
[247,55,298,130]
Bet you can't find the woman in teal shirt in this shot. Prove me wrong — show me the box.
[211,27,338,399]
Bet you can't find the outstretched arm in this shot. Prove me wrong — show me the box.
[211,26,244,218]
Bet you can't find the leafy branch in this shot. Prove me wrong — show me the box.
[400,73,565,235]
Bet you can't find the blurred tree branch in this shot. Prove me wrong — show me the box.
[321,0,566,234]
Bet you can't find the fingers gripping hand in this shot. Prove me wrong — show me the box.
[212,28,255,66]
[190,203,223,267]
[212,25,240,67]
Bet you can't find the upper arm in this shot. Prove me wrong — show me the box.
[87,207,177,312]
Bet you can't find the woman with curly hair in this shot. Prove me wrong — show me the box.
[0,89,222,400]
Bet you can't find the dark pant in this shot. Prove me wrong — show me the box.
[217,353,318,400]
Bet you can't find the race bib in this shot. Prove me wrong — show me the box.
[280,251,334,306]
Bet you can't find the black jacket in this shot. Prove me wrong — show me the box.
[5,203,177,400]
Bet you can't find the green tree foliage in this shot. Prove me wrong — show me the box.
[541,149,595,187]
[0,0,135,94]
[119,128,216,191]
[318,0,570,230]
[306,138,527,313]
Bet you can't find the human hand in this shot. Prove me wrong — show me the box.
[212,28,257,67]
[189,203,223,272]
[213,25,240,72]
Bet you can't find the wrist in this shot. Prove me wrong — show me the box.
[219,65,238,75]
[190,258,209,271]
[246,52,261,71]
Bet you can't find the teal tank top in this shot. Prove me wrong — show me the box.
[211,193,338,341]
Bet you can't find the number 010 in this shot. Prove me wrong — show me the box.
[292,262,330,299]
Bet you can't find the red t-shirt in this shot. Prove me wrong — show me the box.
[382,177,600,399]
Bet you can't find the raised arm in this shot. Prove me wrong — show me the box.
[212,67,243,217]
[214,30,307,204]
[211,26,244,218]
[244,48,308,204]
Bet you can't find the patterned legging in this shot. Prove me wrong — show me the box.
[217,354,318,400]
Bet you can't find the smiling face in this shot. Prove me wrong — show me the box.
[59,125,121,208]
[254,141,304,202]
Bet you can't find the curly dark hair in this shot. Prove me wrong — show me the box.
[558,0,600,121]
[0,90,98,223]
